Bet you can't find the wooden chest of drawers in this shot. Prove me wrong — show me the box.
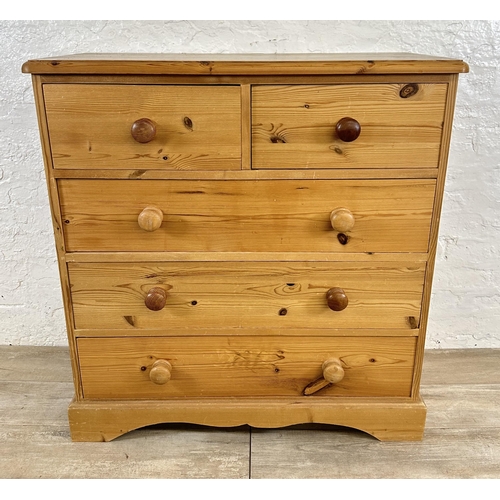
[23,53,468,441]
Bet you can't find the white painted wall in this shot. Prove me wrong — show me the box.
[1,20,498,347]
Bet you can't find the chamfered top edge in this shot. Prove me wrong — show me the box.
[22,52,469,75]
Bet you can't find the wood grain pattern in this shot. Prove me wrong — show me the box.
[51,167,440,180]
[253,84,447,169]
[22,52,469,75]
[32,76,83,400]
[66,251,429,264]
[44,84,241,170]
[23,54,467,442]
[68,397,426,442]
[36,74,457,92]
[77,336,416,400]
[412,74,460,398]
[68,261,425,331]
[58,179,436,253]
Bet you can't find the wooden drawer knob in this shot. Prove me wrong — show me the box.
[330,208,355,232]
[303,357,345,395]
[322,358,345,384]
[326,287,348,311]
[336,117,361,142]
[145,287,167,311]
[138,206,163,232]
[149,359,172,385]
[131,118,157,143]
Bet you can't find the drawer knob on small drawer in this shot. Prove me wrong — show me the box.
[138,206,164,232]
[326,287,348,311]
[145,287,167,311]
[330,207,355,232]
[322,358,345,384]
[131,117,157,143]
[335,117,361,142]
[149,359,172,385]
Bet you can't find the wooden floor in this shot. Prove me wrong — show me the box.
[1,345,499,479]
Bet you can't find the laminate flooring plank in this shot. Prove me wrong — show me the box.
[250,349,500,479]
[249,426,500,479]
[0,424,250,479]
[421,349,500,385]
[0,380,73,425]
[0,346,72,382]
[249,383,500,478]
[422,384,500,429]
[2,346,500,479]
[0,347,250,479]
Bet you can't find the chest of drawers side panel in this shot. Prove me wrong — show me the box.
[31,75,83,399]
[411,74,460,397]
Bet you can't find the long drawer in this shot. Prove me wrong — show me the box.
[77,336,417,399]
[44,84,242,170]
[69,261,425,331]
[252,83,447,169]
[59,179,436,253]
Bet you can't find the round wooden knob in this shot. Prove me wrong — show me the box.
[131,118,157,143]
[149,359,172,385]
[145,287,167,311]
[326,287,348,311]
[335,117,361,142]
[138,206,163,232]
[322,358,345,384]
[330,208,355,232]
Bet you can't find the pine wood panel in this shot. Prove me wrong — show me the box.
[32,76,83,400]
[52,167,439,180]
[38,73,457,87]
[43,84,241,170]
[252,84,447,169]
[22,53,469,75]
[66,251,428,264]
[69,261,425,331]
[77,336,416,400]
[412,75,460,397]
[58,179,436,253]
[68,398,426,442]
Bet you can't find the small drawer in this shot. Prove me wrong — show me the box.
[77,336,417,399]
[252,83,447,169]
[69,261,425,331]
[59,178,435,253]
[44,84,241,170]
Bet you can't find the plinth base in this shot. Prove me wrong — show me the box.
[68,397,427,442]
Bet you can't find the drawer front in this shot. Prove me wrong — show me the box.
[77,336,416,399]
[69,262,425,331]
[44,84,241,170]
[59,179,435,253]
[252,84,447,169]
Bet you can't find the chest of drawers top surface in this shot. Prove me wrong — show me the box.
[22,52,469,74]
[24,53,467,442]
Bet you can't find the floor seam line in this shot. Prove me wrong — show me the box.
[249,427,252,479]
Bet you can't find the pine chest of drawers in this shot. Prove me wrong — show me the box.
[23,53,468,441]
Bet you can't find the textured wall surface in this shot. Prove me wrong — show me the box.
[1,20,498,347]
